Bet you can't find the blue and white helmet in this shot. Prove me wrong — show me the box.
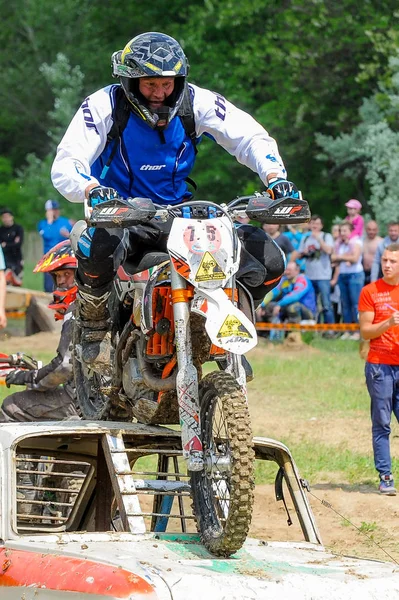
[112,32,189,129]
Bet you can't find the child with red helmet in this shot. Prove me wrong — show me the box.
[0,241,79,422]
[34,239,78,320]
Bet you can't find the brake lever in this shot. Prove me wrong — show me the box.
[7,353,38,370]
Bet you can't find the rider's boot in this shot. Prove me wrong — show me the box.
[76,285,112,373]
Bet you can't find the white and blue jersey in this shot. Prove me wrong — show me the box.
[51,83,287,205]
[90,86,195,204]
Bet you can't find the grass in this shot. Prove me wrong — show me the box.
[1,335,377,487]
[0,347,55,403]
[359,521,378,534]
[22,261,44,291]
[251,341,366,417]
[248,336,382,487]
[254,441,379,486]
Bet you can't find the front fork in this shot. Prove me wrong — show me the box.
[170,267,204,472]
[223,276,247,391]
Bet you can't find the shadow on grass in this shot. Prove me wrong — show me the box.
[311,481,378,494]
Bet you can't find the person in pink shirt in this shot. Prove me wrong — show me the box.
[345,199,364,238]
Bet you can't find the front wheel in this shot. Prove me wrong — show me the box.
[190,371,255,556]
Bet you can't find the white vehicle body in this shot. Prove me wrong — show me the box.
[0,421,398,599]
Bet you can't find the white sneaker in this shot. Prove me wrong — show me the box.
[340,332,351,340]
[349,332,360,341]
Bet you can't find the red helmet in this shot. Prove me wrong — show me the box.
[34,240,77,320]
[34,240,77,273]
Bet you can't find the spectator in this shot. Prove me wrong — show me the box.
[0,208,24,286]
[330,223,342,324]
[0,246,6,329]
[331,222,364,339]
[331,223,341,243]
[359,243,399,495]
[283,223,310,272]
[37,200,73,292]
[257,261,316,326]
[371,222,399,282]
[363,220,383,285]
[283,223,309,250]
[262,223,297,262]
[345,199,364,239]
[298,214,335,328]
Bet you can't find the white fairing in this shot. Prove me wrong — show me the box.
[167,215,257,353]
[167,216,240,290]
[192,288,257,354]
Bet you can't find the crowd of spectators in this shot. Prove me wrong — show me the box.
[256,199,395,340]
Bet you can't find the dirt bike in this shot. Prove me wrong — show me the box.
[72,190,310,556]
[0,352,41,380]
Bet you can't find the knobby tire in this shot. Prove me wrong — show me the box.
[190,370,255,556]
[72,322,112,420]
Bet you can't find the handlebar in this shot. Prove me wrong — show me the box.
[0,353,39,370]
[86,190,310,228]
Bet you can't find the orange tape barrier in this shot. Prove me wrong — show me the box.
[256,322,359,331]
[5,310,26,320]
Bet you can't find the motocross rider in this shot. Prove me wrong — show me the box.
[0,240,79,422]
[51,31,302,370]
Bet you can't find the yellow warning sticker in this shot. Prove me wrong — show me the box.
[217,314,253,339]
[195,252,226,282]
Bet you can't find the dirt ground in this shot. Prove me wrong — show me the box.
[1,331,61,354]
[1,330,398,564]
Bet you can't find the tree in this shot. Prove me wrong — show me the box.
[1,0,399,226]
[15,54,85,228]
[316,52,399,229]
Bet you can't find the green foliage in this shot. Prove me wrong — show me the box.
[14,53,85,229]
[0,0,399,228]
[181,0,399,218]
[40,53,85,145]
[359,521,377,534]
[316,51,399,229]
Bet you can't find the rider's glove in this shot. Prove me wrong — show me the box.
[266,178,300,201]
[5,369,36,388]
[88,186,118,208]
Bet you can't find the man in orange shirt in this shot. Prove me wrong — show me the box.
[359,244,399,495]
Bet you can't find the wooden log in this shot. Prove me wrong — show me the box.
[6,286,51,310]
[25,296,57,335]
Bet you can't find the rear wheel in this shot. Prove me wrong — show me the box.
[72,322,113,419]
[190,371,254,556]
